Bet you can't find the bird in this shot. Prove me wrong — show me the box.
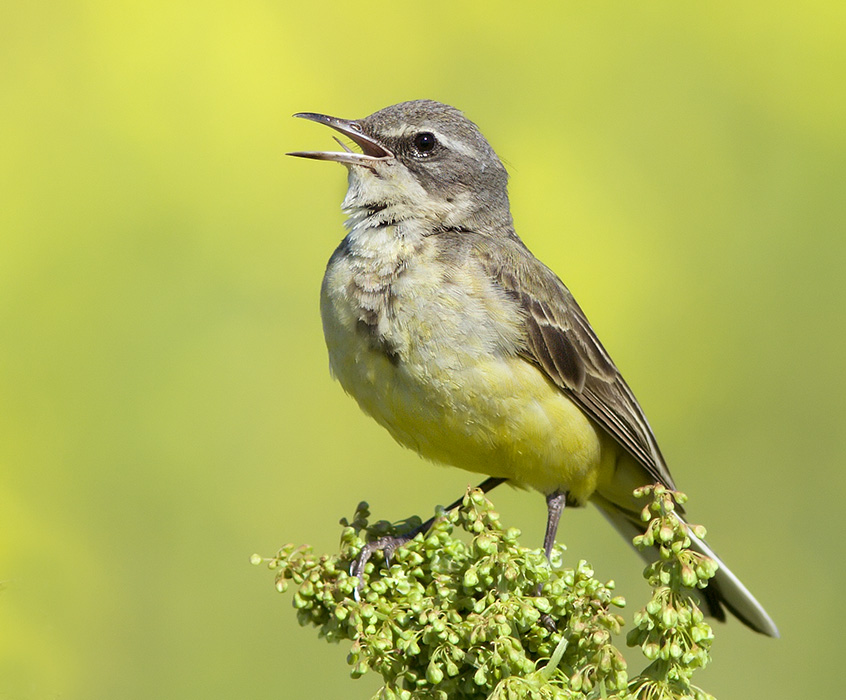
[288,99,778,637]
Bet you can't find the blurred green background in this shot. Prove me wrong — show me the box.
[2,1,844,698]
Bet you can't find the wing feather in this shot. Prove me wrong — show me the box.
[476,237,676,490]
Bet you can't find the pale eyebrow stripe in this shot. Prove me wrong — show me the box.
[377,127,479,158]
[435,133,478,158]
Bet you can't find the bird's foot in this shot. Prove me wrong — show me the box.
[348,478,508,601]
[350,532,417,601]
[534,582,559,632]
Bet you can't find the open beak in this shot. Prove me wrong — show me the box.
[287,112,393,165]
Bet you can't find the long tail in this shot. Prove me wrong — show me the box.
[593,496,780,638]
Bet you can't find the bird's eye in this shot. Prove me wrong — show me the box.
[413,131,437,154]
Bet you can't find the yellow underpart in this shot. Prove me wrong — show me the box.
[328,333,620,502]
[319,220,626,503]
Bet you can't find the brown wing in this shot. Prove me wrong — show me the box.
[477,236,676,490]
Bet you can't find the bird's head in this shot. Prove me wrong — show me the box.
[289,100,512,232]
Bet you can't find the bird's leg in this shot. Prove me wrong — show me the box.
[350,477,506,596]
[543,490,567,562]
[538,490,567,630]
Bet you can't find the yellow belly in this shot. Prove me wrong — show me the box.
[320,226,619,503]
[325,328,618,502]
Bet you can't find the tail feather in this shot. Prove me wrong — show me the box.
[593,496,780,638]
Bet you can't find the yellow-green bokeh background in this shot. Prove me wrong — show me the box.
[3,2,844,698]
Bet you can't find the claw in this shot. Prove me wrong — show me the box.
[345,478,508,601]
[350,533,413,600]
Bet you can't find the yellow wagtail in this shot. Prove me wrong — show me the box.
[289,100,778,637]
